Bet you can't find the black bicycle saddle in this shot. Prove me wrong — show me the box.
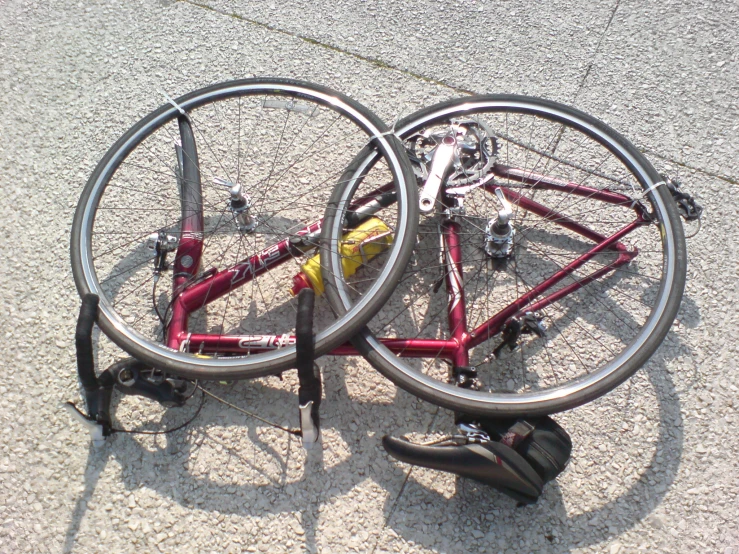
[383,435,544,504]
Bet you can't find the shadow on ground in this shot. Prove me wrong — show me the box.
[63,293,698,553]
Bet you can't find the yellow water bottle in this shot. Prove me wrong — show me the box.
[290,217,393,296]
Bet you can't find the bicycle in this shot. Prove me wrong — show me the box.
[71,82,700,422]
[69,82,702,503]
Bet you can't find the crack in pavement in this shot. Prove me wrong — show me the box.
[572,0,622,103]
[179,0,474,95]
[368,406,440,554]
[179,0,736,187]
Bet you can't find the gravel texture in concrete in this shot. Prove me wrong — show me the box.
[0,0,736,553]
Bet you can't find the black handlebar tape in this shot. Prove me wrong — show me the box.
[296,288,321,410]
[177,115,203,239]
[75,293,100,392]
[295,288,315,376]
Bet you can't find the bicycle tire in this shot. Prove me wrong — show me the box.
[322,95,687,417]
[70,78,417,380]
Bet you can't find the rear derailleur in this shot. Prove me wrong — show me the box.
[492,312,547,359]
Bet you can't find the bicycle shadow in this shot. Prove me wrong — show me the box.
[63,309,691,554]
[373,317,694,552]
[378,221,693,396]
[368,213,697,551]
[61,351,432,552]
[65,238,699,553]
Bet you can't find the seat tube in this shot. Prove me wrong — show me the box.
[442,219,470,367]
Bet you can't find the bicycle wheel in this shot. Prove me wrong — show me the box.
[71,78,417,380]
[322,95,687,416]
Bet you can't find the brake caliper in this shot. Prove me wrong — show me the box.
[146,231,179,279]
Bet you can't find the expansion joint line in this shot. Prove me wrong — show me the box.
[178,0,737,186]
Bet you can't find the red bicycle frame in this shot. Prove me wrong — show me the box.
[166,164,648,362]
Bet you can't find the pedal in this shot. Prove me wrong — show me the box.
[664,176,703,222]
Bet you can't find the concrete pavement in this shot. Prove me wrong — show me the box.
[0,0,737,552]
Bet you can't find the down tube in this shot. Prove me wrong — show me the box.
[166,226,319,350]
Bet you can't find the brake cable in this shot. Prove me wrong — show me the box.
[197,385,301,436]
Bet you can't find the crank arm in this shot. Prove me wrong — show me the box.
[419,136,456,213]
